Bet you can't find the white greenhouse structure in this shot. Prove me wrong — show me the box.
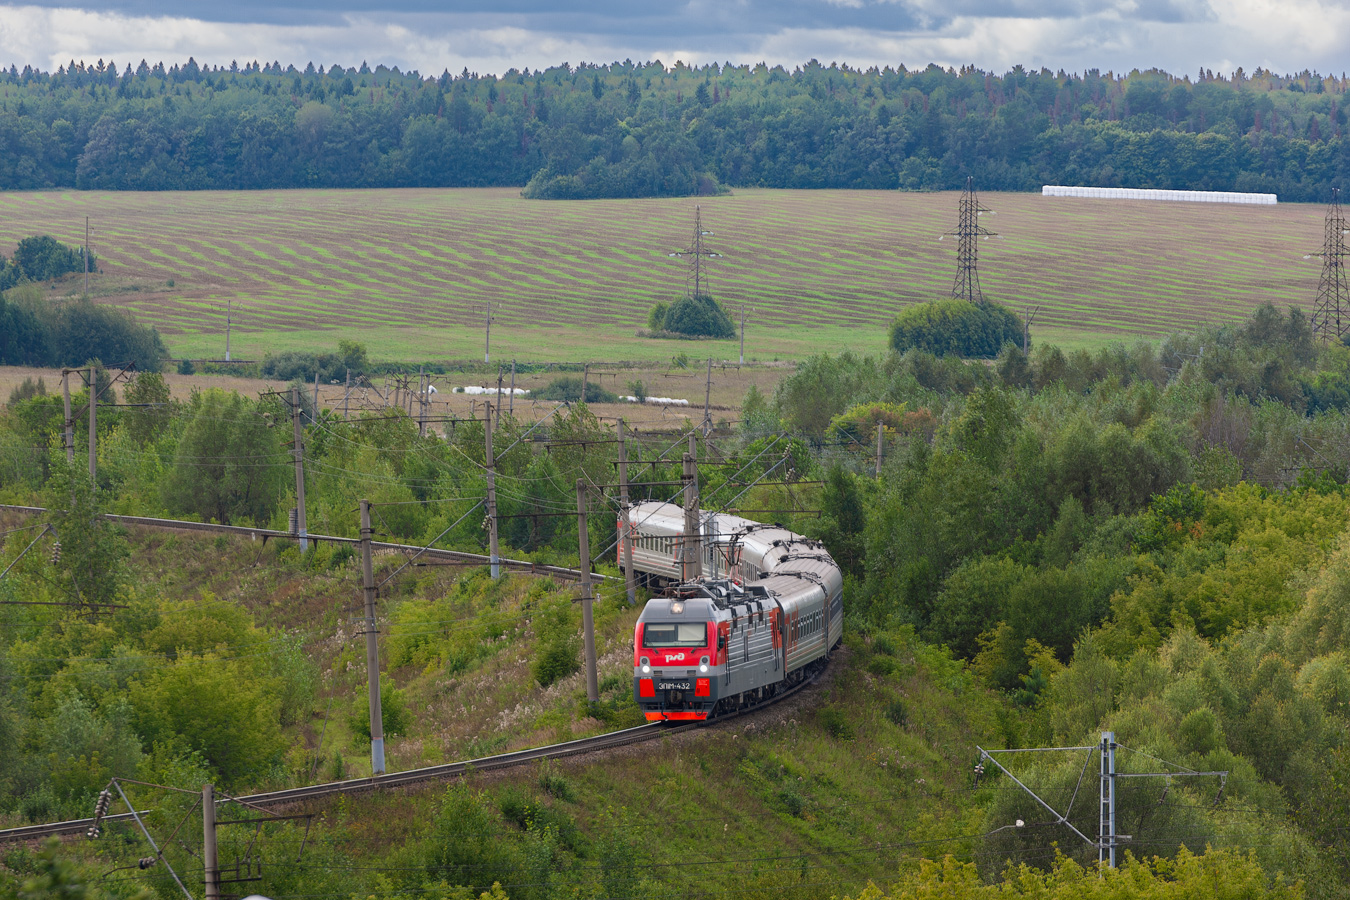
[1041,185,1277,205]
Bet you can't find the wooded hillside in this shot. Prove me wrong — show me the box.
[0,58,1347,198]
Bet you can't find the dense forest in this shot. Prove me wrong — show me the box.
[1,57,1349,198]
[2,305,1350,897]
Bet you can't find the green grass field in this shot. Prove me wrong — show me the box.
[0,187,1327,362]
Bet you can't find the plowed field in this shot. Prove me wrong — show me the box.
[0,188,1327,361]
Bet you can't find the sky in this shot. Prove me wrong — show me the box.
[0,0,1347,80]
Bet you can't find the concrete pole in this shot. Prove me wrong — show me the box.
[740,306,745,365]
[509,361,516,418]
[576,479,599,704]
[418,367,427,438]
[343,369,351,420]
[703,357,713,436]
[618,419,636,605]
[494,368,503,433]
[682,451,701,582]
[202,784,219,900]
[62,370,73,463]
[88,366,96,482]
[485,402,500,579]
[360,500,385,775]
[313,371,320,425]
[291,387,308,552]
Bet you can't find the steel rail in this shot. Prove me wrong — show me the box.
[0,663,821,843]
[0,506,606,584]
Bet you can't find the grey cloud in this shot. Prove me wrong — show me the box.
[9,0,923,34]
[895,0,1215,26]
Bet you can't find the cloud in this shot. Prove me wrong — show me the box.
[0,0,1348,77]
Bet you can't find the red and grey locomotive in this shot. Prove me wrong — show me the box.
[620,502,843,722]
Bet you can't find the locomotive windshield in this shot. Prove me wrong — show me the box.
[643,623,706,648]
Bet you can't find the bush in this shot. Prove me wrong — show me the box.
[12,235,94,282]
[347,677,413,745]
[0,293,163,370]
[532,601,581,687]
[521,153,723,200]
[535,376,618,404]
[817,705,855,740]
[0,293,47,365]
[6,377,46,407]
[46,300,166,371]
[260,341,368,383]
[647,302,669,331]
[657,293,736,339]
[889,298,1023,358]
[122,372,171,444]
[131,659,286,786]
[162,390,287,524]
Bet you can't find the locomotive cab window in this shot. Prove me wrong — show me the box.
[644,623,707,648]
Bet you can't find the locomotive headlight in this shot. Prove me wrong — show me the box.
[699,656,710,673]
[640,656,651,674]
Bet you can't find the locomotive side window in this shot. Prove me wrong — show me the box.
[644,623,707,647]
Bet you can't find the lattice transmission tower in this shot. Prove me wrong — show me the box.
[1309,187,1349,343]
[669,205,722,297]
[944,176,997,302]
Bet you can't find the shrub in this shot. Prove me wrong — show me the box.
[260,341,368,383]
[122,372,171,444]
[0,293,47,365]
[131,660,286,786]
[162,390,287,524]
[535,376,618,404]
[533,640,580,687]
[647,302,669,331]
[6,376,46,407]
[0,295,163,370]
[532,601,581,687]
[13,235,94,281]
[346,677,413,745]
[817,705,855,740]
[776,787,806,817]
[828,401,936,445]
[46,300,166,371]
[539,766,575,802]
[659,293,735,339]
[889,298,1023,358]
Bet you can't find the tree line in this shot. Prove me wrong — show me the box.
[1,57,1349,198]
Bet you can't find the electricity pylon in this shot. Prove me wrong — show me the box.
[944,176,996,303]
[669,205,722,297]
[1309,187,1349,343]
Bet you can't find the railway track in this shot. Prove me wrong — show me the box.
[0,505,607,584]
[0,663,821,843]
